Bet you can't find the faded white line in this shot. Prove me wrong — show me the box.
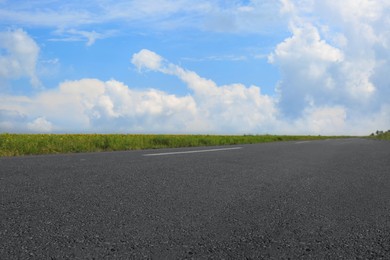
[332,140,357,145]
[295,141,312,144]
[143,147,243,156]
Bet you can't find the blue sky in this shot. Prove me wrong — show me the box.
[1,0,389,134]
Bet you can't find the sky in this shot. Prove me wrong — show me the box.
[0,0,389,135]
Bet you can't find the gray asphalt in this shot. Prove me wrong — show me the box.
[1,138,390,259]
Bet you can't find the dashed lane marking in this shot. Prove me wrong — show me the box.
[295,141,312,144]
[143,147,243,156]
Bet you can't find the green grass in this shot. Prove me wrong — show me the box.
[370,131,390,141]
[0,133,351,157]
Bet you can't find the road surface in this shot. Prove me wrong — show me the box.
[1,138,390,259]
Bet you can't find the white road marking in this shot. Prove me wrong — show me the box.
[332,139,356,145]
[143,147,243,156]
[295,141,312,144]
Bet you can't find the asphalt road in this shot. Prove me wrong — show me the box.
[1,138,390,259]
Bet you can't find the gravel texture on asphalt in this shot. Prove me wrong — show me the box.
[1,138,390,259]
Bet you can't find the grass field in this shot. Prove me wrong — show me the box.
[371,131,390,141]
[0,133,351,156]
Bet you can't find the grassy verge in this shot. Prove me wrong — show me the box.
[370,131,390,141]
[0,134,350,157]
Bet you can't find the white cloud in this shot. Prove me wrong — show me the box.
[0,3,97,28]
[27,117,53,132]
[131,49,278,133]
[267,0,390,134]
[0,29,41,87]
[269,24,344,64]
[49,29,117,46]
[131,49,164,71]
[1,1,389,135]
[268,21,346,117]
[0,78,199,133]
[0,1,285,34]
[291,106,347,135]
[1,45,389,134]
[0,50,278,134]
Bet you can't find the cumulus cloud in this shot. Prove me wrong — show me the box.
[130,49,278,132]
[267,0,390,133]
[131,49,278,133]
[268,21,346,117]
[131,49,164,71]
[0,29,41,87]
[0,51,278,134]
[1,1,389,135]
[27,117,53,133]
[289,106,347,135]
[2,40,389,135]
[0,78,199,133]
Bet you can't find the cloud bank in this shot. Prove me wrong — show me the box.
[1,46,388,135]
[1,0,389,135]
[0,49,278,134]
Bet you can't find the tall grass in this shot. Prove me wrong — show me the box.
[0,133,348,156]
[371,131,390,141]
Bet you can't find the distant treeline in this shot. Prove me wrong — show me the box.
[370,130,390,140]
